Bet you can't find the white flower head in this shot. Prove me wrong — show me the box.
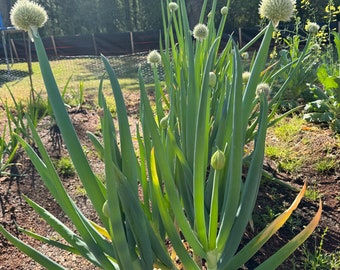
[147,50,162,66]
[10,0,48,41]
[169,2,178,12]
[259,0,295,27]
[193,23,209,42]
[256,83,271,97]
[305,22,320,34]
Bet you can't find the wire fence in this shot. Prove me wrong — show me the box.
[0,51,164,92]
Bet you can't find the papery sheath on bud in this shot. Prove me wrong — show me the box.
[209,72,217,87]
[10,0,48,41]
[211,149,225,170]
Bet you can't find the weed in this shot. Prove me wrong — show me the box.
[314,157,336,173]
[303,228,340,270]
[304,186,322,201]
[75,185,87,196]
[54,156,75,178]
[265,144,305,173]
[272,115,305,142]
[286,214,304,234]
[265,145,288,159]
[278,156,305,173]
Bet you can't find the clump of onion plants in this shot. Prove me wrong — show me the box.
[0,0,322,269]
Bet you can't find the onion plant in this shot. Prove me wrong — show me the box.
[0,0,322,269]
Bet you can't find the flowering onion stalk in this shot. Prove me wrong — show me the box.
[0,0,322,269]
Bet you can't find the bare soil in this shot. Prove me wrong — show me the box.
[0,93,339,269]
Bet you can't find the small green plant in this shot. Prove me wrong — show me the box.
[54,156,75,178]
[0,129,19,178]
[62,79,85,111]
[304,186,322,201]
[75,185,87,196]
[278,157,305,173]
[303,228,340,270]
[314,157,336,173]
[265,145,287,159]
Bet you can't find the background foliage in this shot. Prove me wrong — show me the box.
[3,0,340,36]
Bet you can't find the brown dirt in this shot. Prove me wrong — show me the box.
[0,93,339,269]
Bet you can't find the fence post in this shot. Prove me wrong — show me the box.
[50,35,58,58]
[23,32,34,89]
[10,38,19,61]
[130,31,135,54]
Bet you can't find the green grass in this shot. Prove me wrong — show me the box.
[0,58,143,106]
[304,186,322,201]
[314,158,336,173]
[265,144,305,173]
[0,58,153,112]
[272,115,305,141]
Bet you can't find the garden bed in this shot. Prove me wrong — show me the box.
[0,91,339,269]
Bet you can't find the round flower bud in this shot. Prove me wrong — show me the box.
[102,200,109,217]
[160,115,169,129]
[241,52,249,60]
[209,72,217,87]
[242,71,251,83]
[256,83,271,97]
[211,149,225,170]
[147,50,162,66]
[259,0,295,27]
[221,6,229,16]
[305,22,320,34]
[193,23,209,42]
[10,0,48,40]
[169,2,178,12]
